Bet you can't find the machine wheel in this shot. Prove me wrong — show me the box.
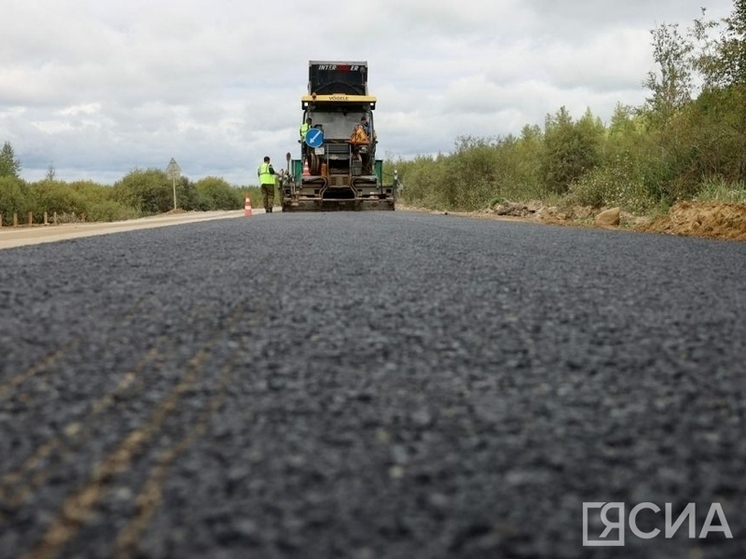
[309,152,322,175]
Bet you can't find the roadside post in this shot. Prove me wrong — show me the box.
[166,158,181,210]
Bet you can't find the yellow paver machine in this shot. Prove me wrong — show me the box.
[280,61,396,212]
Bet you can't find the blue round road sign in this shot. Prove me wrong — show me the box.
[305,128,324,148]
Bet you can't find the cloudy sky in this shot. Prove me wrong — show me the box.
[0,0,735,186]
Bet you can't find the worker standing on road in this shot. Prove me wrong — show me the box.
[257,156,276,213]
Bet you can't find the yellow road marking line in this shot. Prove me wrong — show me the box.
[112,339,246,558]
[21,306,244,559]
[0,347,161,507]
[21,349,210,559]
[0,342,80,400]
[0,300,208,509]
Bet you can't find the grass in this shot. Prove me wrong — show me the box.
[695,177,746,204]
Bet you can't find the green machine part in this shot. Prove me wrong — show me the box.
[292,159,302,180]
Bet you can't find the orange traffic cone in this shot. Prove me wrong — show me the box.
[244,195,252,217]
[302,159,311,176]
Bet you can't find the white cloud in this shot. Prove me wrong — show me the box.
[0,0,736,184]
[59,103,101,116]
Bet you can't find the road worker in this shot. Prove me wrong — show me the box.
[300,117,312,163]
[257,156,276,213]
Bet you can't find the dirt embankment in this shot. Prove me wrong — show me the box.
[637,201,746,241]
[404,200,746,242]
[521,200,746,241]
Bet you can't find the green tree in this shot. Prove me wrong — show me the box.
[176,177,205,211]
[608,104,638,138]
[640,17,708,201]
[396,153,450,209]
[30,180,86,221]
[541,107,601,194]
[195,177,243,210]
[644,22,694,123]
[446,136,502,210]
[693,1,746,88]
[0,141,22,178]
[512,125,545,199]
[0,176,31,224]
[113,168,173,215]
[687,1,746,181]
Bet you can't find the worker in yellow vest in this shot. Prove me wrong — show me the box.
[300,117,312,141]
[299,117,312,163]
[257,156,276,213]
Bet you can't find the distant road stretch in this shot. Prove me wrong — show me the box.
[0,210,247,250]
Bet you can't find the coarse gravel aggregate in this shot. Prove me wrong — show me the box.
[0,210,745,559]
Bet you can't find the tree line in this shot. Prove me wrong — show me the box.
[395,1,746,212]
[0,142,248,224]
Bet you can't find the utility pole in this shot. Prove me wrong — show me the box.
[166,158,181,210]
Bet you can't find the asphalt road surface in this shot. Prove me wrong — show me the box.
[0,211,744,559]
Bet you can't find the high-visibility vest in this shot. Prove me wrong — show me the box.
[300,123,310,139]
[350,124,369,144]
[258,163,274,185]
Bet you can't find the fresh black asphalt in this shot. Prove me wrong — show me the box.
[0,211,744,559]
